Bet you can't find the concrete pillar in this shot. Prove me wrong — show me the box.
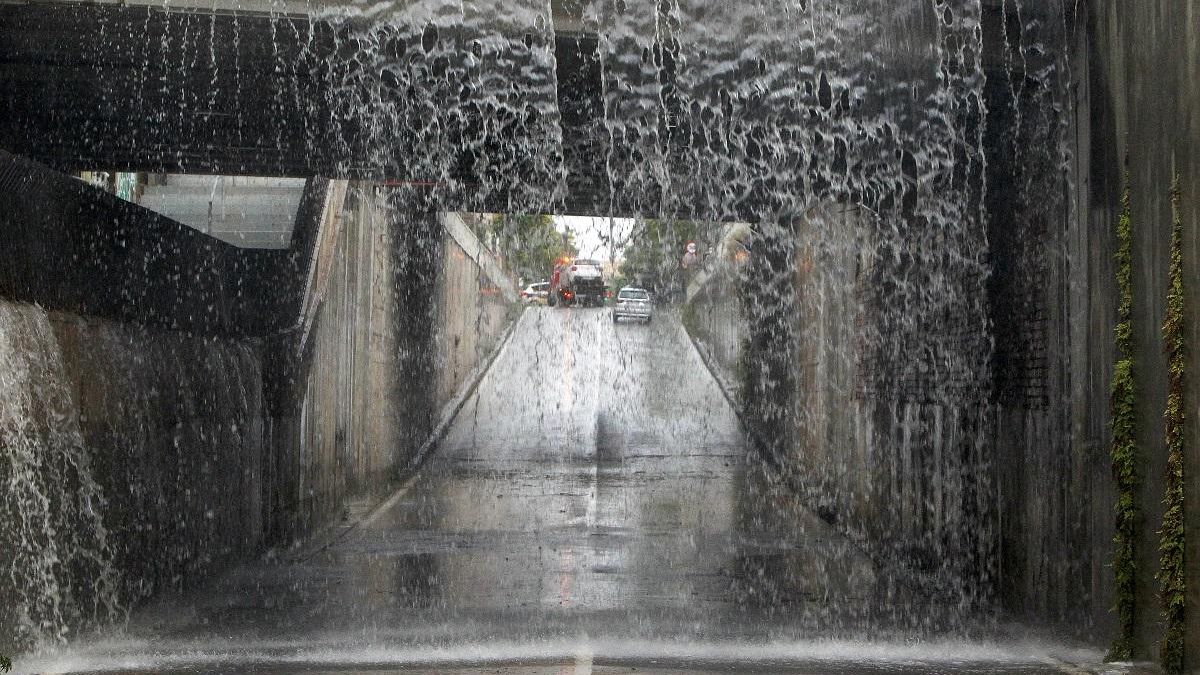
[385,190,444,472]
[739,220,797,471]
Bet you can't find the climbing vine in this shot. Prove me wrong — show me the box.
[1109,180,1140,662]
[1158,177,1186,673]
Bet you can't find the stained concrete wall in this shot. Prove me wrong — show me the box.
[262,189,518,544]
[980,0,1200,657]
[979,1,1109,632]
[1078,0,1199,660]
[0,300,265,650]
[261,183,414,541]
[685,207,989,592]
[435,213,518,408]
[50,314,265,593]
[0,168,517,651]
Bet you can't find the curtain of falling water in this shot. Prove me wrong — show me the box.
[6,0,1017,646]
[303,0,993,602]
[314,0,563,212]
[177,0,992,599]
[0,299,265,652]
[0,302,119,651]
[587,0,993,601]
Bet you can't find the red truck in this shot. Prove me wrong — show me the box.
[549,258,606,308]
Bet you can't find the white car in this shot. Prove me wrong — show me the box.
[520,282,550,305]
[613,287,652,324]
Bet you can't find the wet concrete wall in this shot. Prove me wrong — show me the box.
[980,0,1200,658]
[51,315,265,593]
[262,188,518,544]
[435,214,518,408]
[979,1,1109,632]
[1079,0,1199,660]
[684,206,990,599]
[0,169,517,651]
[0,300,265,651]
[0,157,295,652]
[261,183,411,542]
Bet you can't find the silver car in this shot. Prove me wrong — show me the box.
[613,287,652,323]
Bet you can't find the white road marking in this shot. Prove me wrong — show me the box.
[574,640,594,675]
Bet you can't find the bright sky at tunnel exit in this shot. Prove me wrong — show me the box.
[553,215,635,262]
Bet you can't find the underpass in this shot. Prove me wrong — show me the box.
[21,308,1099,673]
[2,0,1199,672]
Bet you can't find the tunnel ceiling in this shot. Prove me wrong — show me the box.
[1,3,614,215]
[0,1,985,222]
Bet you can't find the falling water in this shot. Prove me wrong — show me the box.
[0,302,119,651]
[0,299,266,653]
[1,0,1089,662]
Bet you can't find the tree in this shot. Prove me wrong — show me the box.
[479,213,577,283]
[617,219,714,300]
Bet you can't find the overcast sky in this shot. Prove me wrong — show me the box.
[553,215,635,262]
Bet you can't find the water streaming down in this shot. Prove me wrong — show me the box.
[293,0,996,597]
[311,0,996,586]
[0,0,1095,669]
[0,301,265,653]
[0,303,119,649]
[587,0,994,601]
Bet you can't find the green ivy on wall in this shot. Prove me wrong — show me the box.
[1109,180,1140,662]
[1158,177,1186,673]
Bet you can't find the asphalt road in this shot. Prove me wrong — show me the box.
[25,308,1108,674]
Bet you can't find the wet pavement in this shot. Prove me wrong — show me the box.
[25,308,1106,673]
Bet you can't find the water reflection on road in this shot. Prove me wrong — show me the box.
[27,308,1100,673]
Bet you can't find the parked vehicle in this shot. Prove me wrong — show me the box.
[549,258,606,307]
[520,281,550,305]
[613,287,652,324]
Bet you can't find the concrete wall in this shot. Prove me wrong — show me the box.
[978,1,1108,631]
[261,183,413,542]
[0,169,517,652]
[685,206,992,598]
[0,300,264,651]
[0,304,268,653]
[979,0,1200,657]
[1077,0,1199,659]
[435,213,518,408]
[261,189,518,544]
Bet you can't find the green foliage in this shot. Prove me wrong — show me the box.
[618,219,714,299]
[1109,181,1141,662]
[477,213,576,282]
[1115,188,1134,356]
[680,298,700,337]
[1158,178,1186,673]
[1110,358,1140,660]
[0,654,10,673]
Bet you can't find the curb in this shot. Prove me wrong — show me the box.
[680,316,741,416]
[404,305,525,474]
[296,306,525,560]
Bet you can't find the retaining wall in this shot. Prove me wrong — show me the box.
[684,206,987,591]
[263,190,518,542]
[1089,1,1200,661]
[981,0,1200,656]
[0,301,264,650]
[0,169,518,653]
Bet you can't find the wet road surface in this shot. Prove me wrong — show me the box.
[26,308,1105,673]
